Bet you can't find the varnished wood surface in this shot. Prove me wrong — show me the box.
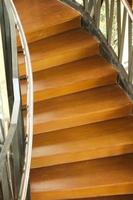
[21,55,117,105]
[31,154,133,199]
[19,29,99,75]
[32,84,132,135]
[16,1,133,199]
[15,0,80,44]
[66,195,133,200]
[32,116,133,168]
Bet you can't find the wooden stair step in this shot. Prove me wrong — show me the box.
[66,195,133,200]
[31,154,133,199]
[19,29,99,75]
[15,0,80,45]
[32,116,133,168]
[21,55,117,104]
[32,84,132,135]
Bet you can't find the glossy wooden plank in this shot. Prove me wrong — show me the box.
[21,55,117,105]
[18,29,99,75]
[32,116,133,168]
[31,154,133,199]
[15,0,80,44]
[67,195,133,200]
[32,84,132,135]
[16,1,133,200]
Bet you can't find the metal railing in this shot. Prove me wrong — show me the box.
[0,0,33,199]
[0,0,132,199]
[10,1,33,199]
[63,0,133,94]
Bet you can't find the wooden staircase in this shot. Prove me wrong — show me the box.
[15,0,133,199]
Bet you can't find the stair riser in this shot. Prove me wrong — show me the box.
[17,17,81,46]
[16,0,133,199]
[31,184,133,200]
[65,195,133,200]
[31,143,133,168]
[33,105,132,135]
[22,72,117,105]
[19,44,99,76]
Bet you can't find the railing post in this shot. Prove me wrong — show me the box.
[108,0,115,45]
[128,16,133,84]
[96,0,102,28]
[105,0,109,40]
[83,0,88,12]
[119,7,127,63]
[117,0,121,58]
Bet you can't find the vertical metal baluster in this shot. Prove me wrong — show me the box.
[87,0,93,16]
[0,182,3,199]
[96,0,102,28]
[83,0,88,12]
[93,0,97,24]
[108,0,115,45]
[1,166,11,200]
[117,0,121,57]
[105,0,109,40]
[0,120,5,145]
[6,152,15,200]
[119,7,127,63]
[128,16,133,83]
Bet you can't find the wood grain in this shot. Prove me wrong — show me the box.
[16,1,133,200]
[31,154,133,199]
[18,29,99,75]
[32,116,133,168]
[32,84,132,135]
[21,55,117,105]
[15,0,80,44]
[66,195,133,200]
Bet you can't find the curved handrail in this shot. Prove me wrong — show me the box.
[0,0,33,198]
[0,0,132,198]
[8,0,33,199]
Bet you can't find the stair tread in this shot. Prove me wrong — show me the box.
[21,55,117,104]
[31,154,133,199]
[32,84,132,135]
[19,29,99,75]
[32,116,133,168]
[15,0,80,44]
[67,195,133,200]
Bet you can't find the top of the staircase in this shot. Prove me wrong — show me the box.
[15,0,80,44]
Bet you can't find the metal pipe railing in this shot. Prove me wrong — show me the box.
[8,1,33,199]
[0,0,33,199]
[122,0,133,21]
[0,0,132,198]
[71,0,133,86]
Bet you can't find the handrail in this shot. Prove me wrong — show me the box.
[0,0,33,199]
[0,0,132,198]
[64,0,133,94]
[8,1,33,200]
